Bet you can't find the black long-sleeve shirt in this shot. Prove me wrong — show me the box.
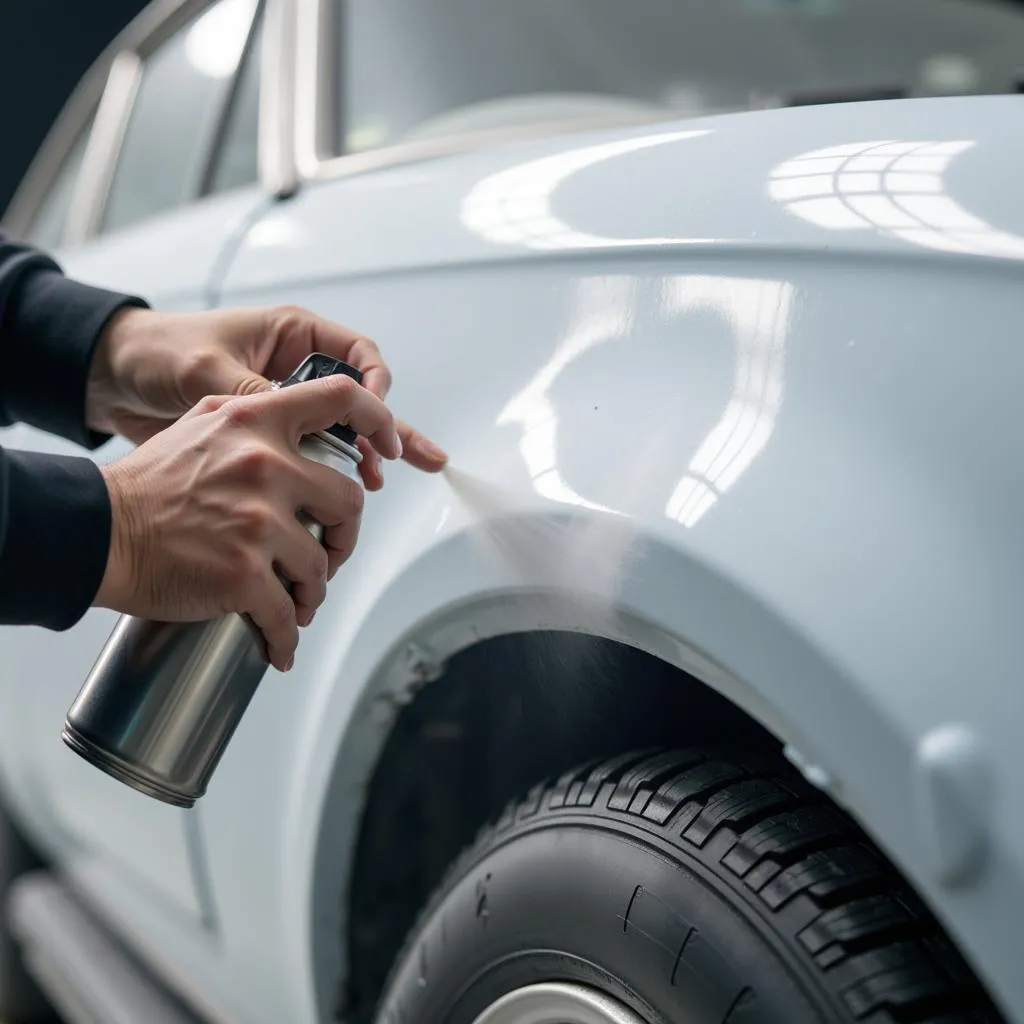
[0,234,146,630]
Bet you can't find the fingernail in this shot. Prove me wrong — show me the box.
[394,432,403,458]
[286,656,294,671]
[420,439,449,462]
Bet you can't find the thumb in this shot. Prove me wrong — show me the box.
[183,352,272,404]
[229,367,273,398]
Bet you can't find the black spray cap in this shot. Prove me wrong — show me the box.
[280,353,363,446]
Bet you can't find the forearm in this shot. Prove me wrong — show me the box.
[0,445,111,630]
[0,233,147,448]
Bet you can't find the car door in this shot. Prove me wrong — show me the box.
[0,0,269,926]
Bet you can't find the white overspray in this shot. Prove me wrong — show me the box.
[442,466,641,715]
[443,468,636,601]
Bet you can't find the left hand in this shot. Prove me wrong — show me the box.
[86,305,448,490]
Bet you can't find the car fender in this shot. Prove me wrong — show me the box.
[206,96,1024,1023]
[272,263,1024,1023]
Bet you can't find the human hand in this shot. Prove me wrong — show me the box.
[86,305,448,490]
[94,374,399,671]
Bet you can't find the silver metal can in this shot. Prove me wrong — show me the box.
[61,355,363,808]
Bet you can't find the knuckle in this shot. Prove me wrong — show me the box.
[237,501,275,543]
[324,373,358,399]
[193,393,222,416]
[231,444,277,484]
[270,304,309,333]
[358,333,382,354]
[179,349,221,396]
[309,545,329,581]
[221,395,259,428]
[270,592,295,629]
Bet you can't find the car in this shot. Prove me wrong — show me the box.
[2,0,1024,1022]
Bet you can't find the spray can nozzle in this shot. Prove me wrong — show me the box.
[275,353,364,448]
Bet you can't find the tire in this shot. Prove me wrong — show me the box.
[0,802,58,1022]
[378,748,1002,1024]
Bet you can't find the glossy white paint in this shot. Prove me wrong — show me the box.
[2,94,1024,1024]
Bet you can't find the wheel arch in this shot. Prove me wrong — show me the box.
[292,523,946,1023]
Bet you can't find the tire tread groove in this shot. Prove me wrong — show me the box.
[378,747,1004,1024]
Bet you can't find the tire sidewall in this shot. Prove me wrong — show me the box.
[379,820,829,1024]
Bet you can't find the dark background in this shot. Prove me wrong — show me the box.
[0,0,148,213]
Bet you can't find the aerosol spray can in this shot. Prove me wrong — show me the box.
[61,353,364,808]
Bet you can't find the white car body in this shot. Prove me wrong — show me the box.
[2,1,1024,1022]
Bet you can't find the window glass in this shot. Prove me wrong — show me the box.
[208,6,263,194]
[102,0,257,234]
[337,0,1024,155]
[24,114,95,249]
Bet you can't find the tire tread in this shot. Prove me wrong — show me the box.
[509,748,999,1024]
[384,747,1003,1024]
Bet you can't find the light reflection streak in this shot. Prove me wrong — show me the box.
[496,277,635,511]
[769,139,1024,259]
[460,129,712,250]
[664,276,794,528]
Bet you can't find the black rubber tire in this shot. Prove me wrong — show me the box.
[0,802,58,1022]
[377,748,1002,1024]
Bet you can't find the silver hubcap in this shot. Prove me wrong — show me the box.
[470,983,647,1024]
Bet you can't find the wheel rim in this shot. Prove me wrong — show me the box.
[469,983,647,1024]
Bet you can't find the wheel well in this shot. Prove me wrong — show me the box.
[341,630,784,1021]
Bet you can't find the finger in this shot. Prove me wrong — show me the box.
[397,419,449,472]
[181,392,235,421]
[292,458,365,528]
[264,308,393,400]
[180,349,272,405]
[249,573,300,671]
[323,510,362,578]
[274,519,329,628]
[332,333,392,401]
[257,375,401,459]
[289,452,365,578]
[356,436,384,491]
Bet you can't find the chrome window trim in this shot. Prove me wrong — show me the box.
[259,0,300,197]
[306,113,668,182]
[294,0,669,187]
[124,0,234,62]
[293,0,329,181]
[3,0,201,241]
[1,66,108,241]
[65,51,142,245]
[93,0,262,235]
[5,0,278,246]
[195,0,266,197]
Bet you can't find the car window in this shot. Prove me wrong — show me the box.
[208,5,263,194]
[101,0,257,234]
[23,114,95,249]
[336,0,1024,155]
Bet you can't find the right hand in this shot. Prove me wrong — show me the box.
[94,374,402,671]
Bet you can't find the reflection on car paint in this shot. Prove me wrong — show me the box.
[245,214,306,250]
[460,129,712,249]
[664,275,794,528]
[768,139,1024,259]
[496,268,795,532]
[496,276,633,512]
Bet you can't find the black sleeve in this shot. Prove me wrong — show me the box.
[0,233,148,630]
